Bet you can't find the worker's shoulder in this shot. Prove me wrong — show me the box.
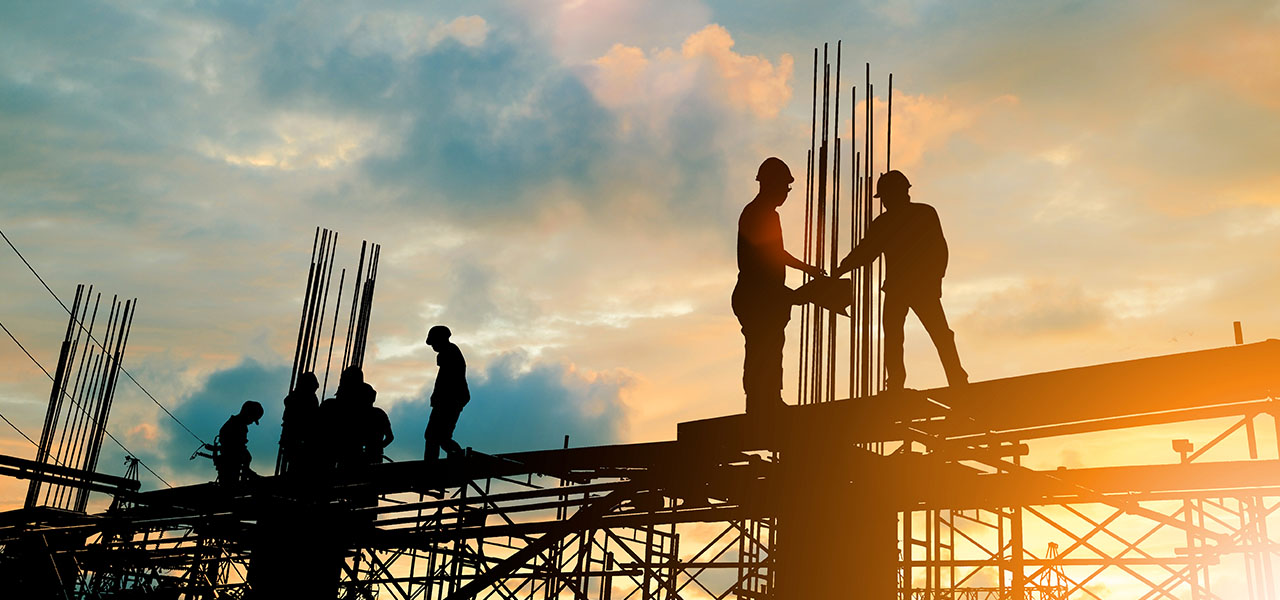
[738,199,775,221]
[908,201,939,215]
[442,342,466,363]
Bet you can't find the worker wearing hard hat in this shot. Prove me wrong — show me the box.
[424,325,469,460]
[733,157,826,414]
[216,400,263,484]
[833,170,968,391]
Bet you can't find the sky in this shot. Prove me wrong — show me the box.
[2,1,1279,573]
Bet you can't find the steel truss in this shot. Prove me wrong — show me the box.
[900,408,1280,600]
[3,341,1280,599]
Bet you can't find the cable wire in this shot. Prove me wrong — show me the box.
[0,408,38,448]
[0,227,207,446]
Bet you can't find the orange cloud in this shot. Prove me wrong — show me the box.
[1169,20,1280,111]
[680,24,794,119]
[587,24,794,124]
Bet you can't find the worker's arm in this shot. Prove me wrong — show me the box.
[784,251,825,277]
[382,413,394,448]
[833,222,886,277]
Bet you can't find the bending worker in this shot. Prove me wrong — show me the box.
[833,169,968,391]
[216,400,263,484]
[423,325,468,460]
[733,157,825,413]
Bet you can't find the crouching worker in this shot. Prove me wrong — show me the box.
[216,400,263,484]
[424,325,468,460]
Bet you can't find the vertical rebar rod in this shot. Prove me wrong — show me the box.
[291,228,321,390]
[850,148,860,398]
[872,79,883,394]
[301,230,331,378]
[887,73,894,172]
[55,342,103,509]
[71,297,119,475]
[85,298,134,489]
[83,299,133,500]
[311,233,338,373]
[26,285,81,508]
[355,244,381,367]
[799,47,818,406]
[322,269,346,400]
[812,48,829,407]
[45,288,84,461]
[827,41,842,403]
[861,65,873,398]
[45,289,98,505]
[344,241,368,370]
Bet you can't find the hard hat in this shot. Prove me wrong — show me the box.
[873,170,911,198]
[756,157,794,184]
[240,400,264,424]
[426,325,452,345]
[296,372,319,391]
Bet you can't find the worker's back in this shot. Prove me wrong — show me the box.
[431,342,469,409]
[869,201,948,297]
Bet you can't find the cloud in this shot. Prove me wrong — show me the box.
[956,279,1108,339]
[587,24,794,125]
[149,359,290,482]
[348,14,488,61]
[199,112,385,170]
[840,90,996,170]
[681,25,794,119]
[145,352,632,480]
[1167,15,1280,111]
[387,352,633,458]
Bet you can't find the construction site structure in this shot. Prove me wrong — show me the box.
[0,339,1277,598]
[2,44,1279,600]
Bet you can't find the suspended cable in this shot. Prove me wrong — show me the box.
[0,227,207,446]
[0,409,39,449]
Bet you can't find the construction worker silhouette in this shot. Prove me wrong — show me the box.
[216,400,263,484]
[424,325,468,460]
[279,371,319,474]
[734,157,825,413]
[833,170,968,391]
[323,366,367,470]
[359,382,393,464]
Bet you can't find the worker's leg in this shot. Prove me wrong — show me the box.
[883,294,909,391]
[439,406,464,457]
[911,296,968,387]
[742,312,790,412]
[423,409,444,460]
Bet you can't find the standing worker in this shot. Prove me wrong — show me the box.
[216,401,263,484]
[833,170,968,391]
[358,382,393,464]
[423,325,468,460]
[733,157,825,414]
[278,371,319,474]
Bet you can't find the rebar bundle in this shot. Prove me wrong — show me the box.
[24,284,136,512]
[798,42,894,404]
[278,228,380,475]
